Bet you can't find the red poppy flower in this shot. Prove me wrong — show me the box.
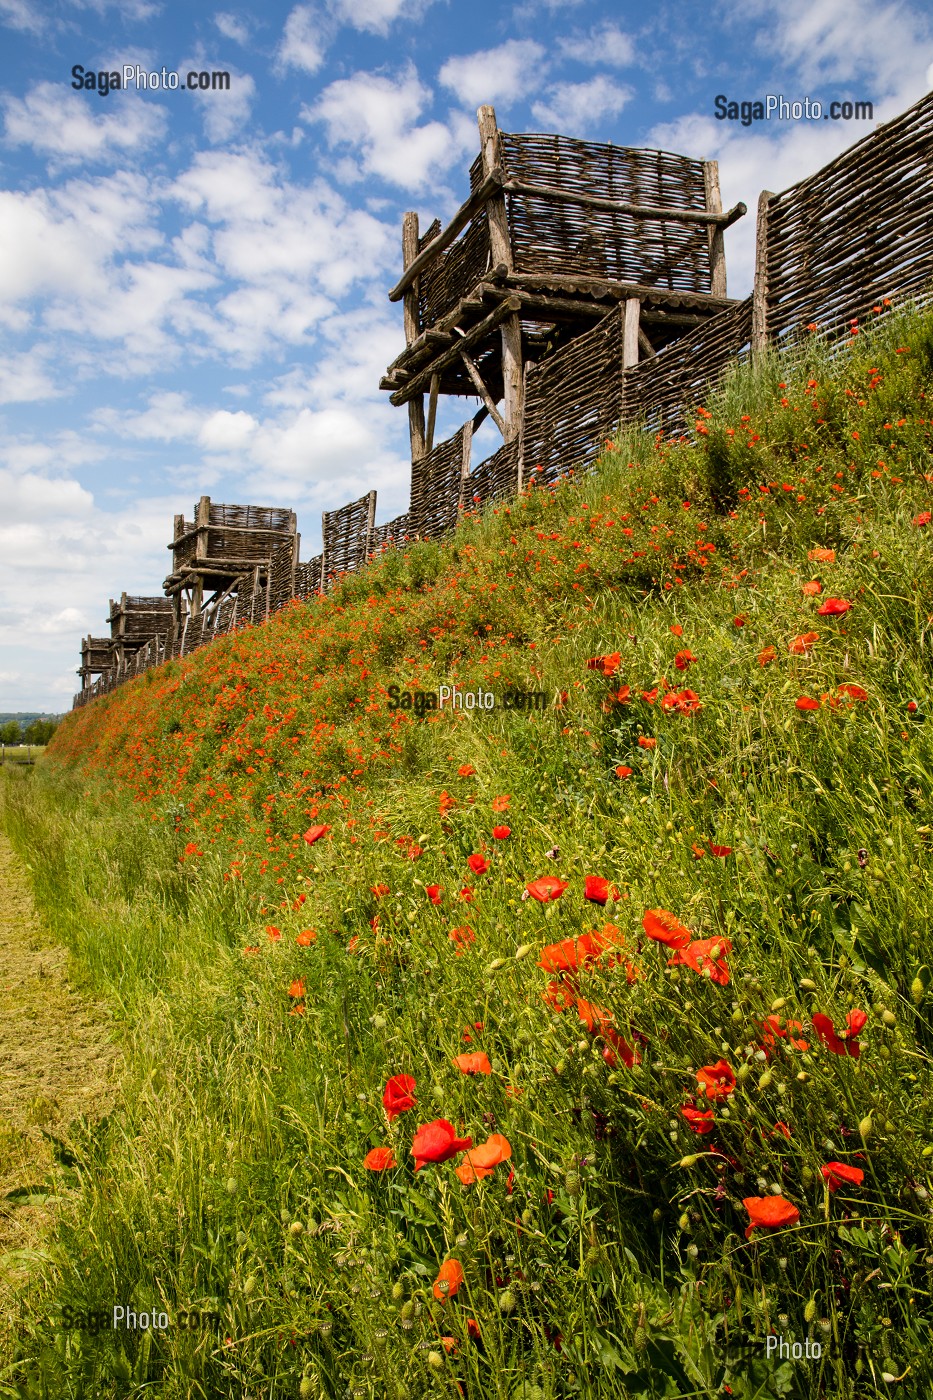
[412,1119,473,1171]
[836,683,868,701]
[609,685,632,703]
[669,936,731,985]
[808,547,835,562]
[821,1161,865,1193]
[467,854,489,874]
[733,615,746,627]
[674,649,697,670]
[541,980,576,1012]
[696,1060,736,1100]
[758,646,777,666]
[614,764,633,779]
[708,843,732,857]
[432,1258,465,1300]
[303,824,331,845]
[492,825,511,840]
[458,765,475,777]
[426,884,443,905]
[266,925,281,941]
[642,908,692,949]
[448,925,475,955]
[789,632,820,655]
[295,929,317,946]
[526,875,568,903]
[672,689,702,714]
[801,580,822,596]
[587,652,622,677]
[817,598,852,616]
[363,1146,396,1171]
[796,696,820,711]
[383,1073,417,1121]
[682,1106,715,1134]
[242,946,260,956]
[638,736,657,750]
[811,1008,867,1057]
[743,1195,800,1239]
[459,886,474,902]
[913,511,931,527]
[454,1133,512,1184]
[288,978,305,999]
[453,1052,492,1075]
[584,875,618,905]
[466,1318,481,1340]
[371,883,391,896]
[491,794,510,812]
[670,624,683,636]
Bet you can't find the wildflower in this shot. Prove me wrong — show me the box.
[733,615,746,627]
[817,598,852,616]
[587,652,622,677]
[796,696,821,711]
[696,1060,736,1100]
[449,925,476,955]
[609,684,632,703]
[467,854,489,874]
[682,1106,715,1134]
[542,980,576,1012]
[412,1120,473,1171]
[492,825,511,840]
[242,945,260,956]
[459,887,474,903]
[811,1008,867,1058]
[453,1052,492,1075]
[266,925,282,941]
[433,1258,465,1300]
[426,884,443,905]
[526,875,569,902]
[458,765,475,777]
[674,649,697,670]
[743,1195,800,1239]
[642,908,692,949]
[808,547,835,562]
[913,511,931,527]
[383,1074,417,1121]
[491,794,511,812]
[801,580,822,596]
[638,736,657,750]
[789,632,819,655]
[363,1147,396,1171]
[821,1161,864,1192]
[836,683,868,702]
[303,824,331,845]
[288,978,305,999]
[455,1133,512,1184]
[615,764,633,778]
[296,929,317,946]
[371,883,391,896]
[670,936,731,985]
[672,689,702,714]
[670,624,683,636]
[758,646,777,666]
[584,875,618,905]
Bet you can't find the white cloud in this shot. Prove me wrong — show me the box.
[2,82,167,164]
[278,4,330,74]
[531,75,633,132]
[188,65,257,143]
[92,392,205,442]
[438,39,547,110]
[198,408,259,450]
[214,10,250,44]
[304,65,474,189]
[329,0,437,34]
[0,349,57,405]
[558,24,635,68]
[0,0,44,32]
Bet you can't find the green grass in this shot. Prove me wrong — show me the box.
[1,303,933,1399]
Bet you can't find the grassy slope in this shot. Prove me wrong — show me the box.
[2,305,933,1400]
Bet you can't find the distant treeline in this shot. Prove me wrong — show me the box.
[0,715,60,745]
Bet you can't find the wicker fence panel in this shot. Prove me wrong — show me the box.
[418,212,492,330]
[267,541,296,614]
[409,432,465,540]
[294,558,322,599]
[621,297,753,437]
[501,133,712,292]
[522,305,624,486]
[467,439,520,510]
[322,491,376,584]
[766,92,933,341]
[370,513,411,555]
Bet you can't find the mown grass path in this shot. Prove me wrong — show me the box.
[0,828,118,1353]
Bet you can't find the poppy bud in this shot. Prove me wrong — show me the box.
[758,1070,772,1090]
[515,944,532,960]
[289,1221,304,1236]
[881,1009,896,1026]
[736,1064,751,1082]
[244,1275,257,1296]
[488,958,507,971]
[678,1213,691,1232]
[428,1351,444,1370]
[858,1113,873,1142]
[709,942,721,961]
[805,1298,817,1323]
[498,1289,516,1313]
[392,1282,405,1301]
[678,1154,700,1168]
[225,1177,237,1195]
[911,977,925,1005]
[300,1379,315,1399]
[634,1325,648,1351]
[770,997,786,1012]
[799,978,817,990]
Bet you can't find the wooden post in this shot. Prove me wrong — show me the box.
[458,419,473,510]
[703,160,727,298]
[365,489,377,559]
[425,373,439,454]
[751,190,774,360]
[478,104,523,443]
[623,298,641,369]
[402,211,427,462]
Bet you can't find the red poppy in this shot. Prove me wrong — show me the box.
[467,854,489,874]
[789,632,819,655]
[448,925,475,955]
[801,580,822,596]
[758,645,777,666]
[609,685,632,704]
[458,764,475,777]
[743,1195,800,1239]
[242,946,260,956]
[454,1133,512,1184]
[642,908,692,949]
[433,1258,465,1300]
[796,696,820,711]
[459,886,474,902]
[670,624,683,636]
[759,1015,809,1052]
[587,652,622,677]
[288,978,305,999]
[584,875,618,905]
[638,736,657,750]
[913,511,931,527]
[811,1008,867,1057]
[492,825,511,840]
[383,1074,417,1121]
[466,1318,481,1340]
[808,547,835,562]
[836,683,868,701]
[696,1060,736,1100]
[541,980,576,1012]
[526,875,569,902]
[817,598,852,616]
[614,765,633,779]
[296,929,317,946]
[371,883,391,896]
[266,925,281,941]
[682,1106,715,1134]
[453,1052,492,1075]
[412,1119,473,1171]
[708,843,732,857]
[426,884,443,905]
[491,794,510,812]
[363,1146,396,1171]
[821,1161,865,1193]
[671,689,702,714]
[733,615,746,627]
[303,824,331,845]
[669,936,731,985]
[674,649,697,670]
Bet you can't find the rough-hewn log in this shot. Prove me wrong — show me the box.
[703,160,727,298]
[478,106,522,442]
[456,344,507,434]
[402,210,427,461]
[623,297,641,369]
[388,166,505,302]
[389,296,520,406]
[751,190,774,358]
[503,178,746,228]
[425,373,440,454]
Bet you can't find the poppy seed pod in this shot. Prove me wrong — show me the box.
[858,1113,873,1142]
[498,1289,516,1314]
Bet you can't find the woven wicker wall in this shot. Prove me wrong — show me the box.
[409,432,466,539]
[468,439,520,510]
[268,541,297,615]
[322,491,376,583]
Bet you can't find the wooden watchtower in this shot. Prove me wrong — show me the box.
[381,105,745,464]
[163,497,298,631]
[78,635,113,689]
[107,594,175,673]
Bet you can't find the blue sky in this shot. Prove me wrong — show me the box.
[1,0,932,711]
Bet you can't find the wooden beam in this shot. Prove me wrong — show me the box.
[637,327,656,358]
[751,190,774,359]
[383,269,509,380]
[623,297,641,369]
[456,345,507,435]
[425,374,440,454]
[388,166,505,302]
[402,210,427,462]
[458,418,473,509]
[506,272,737,310]
[389,296,520,406]
[703,160,727,298]
[503,178,747,228]
[478,105,522,442]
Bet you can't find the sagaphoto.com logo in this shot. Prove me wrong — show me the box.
[71,64,231,96]
[714,94,873,126]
